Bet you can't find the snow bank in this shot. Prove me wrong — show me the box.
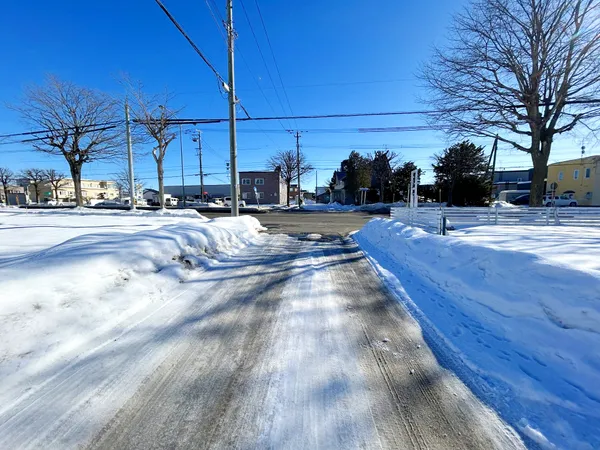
[0,213,263,398]
[354,219,600,449]
[11,207,208,219]
[302,201,406,212]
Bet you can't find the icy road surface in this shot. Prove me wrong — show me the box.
[0,234,523,449]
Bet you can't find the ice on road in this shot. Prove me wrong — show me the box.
[0,233,523,449]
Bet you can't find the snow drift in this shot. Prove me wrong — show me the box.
[0,212,264,400]
[354,218,600,449]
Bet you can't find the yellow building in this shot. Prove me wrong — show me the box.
[27,178,119,203]
[547,155,600,206]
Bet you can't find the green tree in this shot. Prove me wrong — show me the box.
[391,162,422,202]
[342,151,372,204]
[433,141,489,206]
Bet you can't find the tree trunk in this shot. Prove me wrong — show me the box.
[157,158,165,208]
[34,184,40,203]
[286,181,291,207]
[529,147,550,207]
[447,182,454,207]
[54,186,59,202]
[2,186,9,205]
[69,164,84,207]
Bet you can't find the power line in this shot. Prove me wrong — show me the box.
[238,0,293,131]
[203,0,285,147]
[153,0,251,119]
[0,121,123,140]
[252,0,297,129]
[154,0,225,84]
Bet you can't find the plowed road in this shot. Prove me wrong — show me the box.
[0,233,524,449]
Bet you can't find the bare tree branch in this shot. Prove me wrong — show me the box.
[0,168,14,205]
[421,0,600,205]
[124,79,182,208]
[267,150,313,206]
[9,75,123,206]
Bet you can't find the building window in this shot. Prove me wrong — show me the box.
[241,178,251,185]
[255,178,265,185]
[516,177,522,182]
[242,192,250,199]
[558,171,564,181]
[585,191,593,200]
[257,192,265,199]
[585,168,591,179]
[574,169,579,180]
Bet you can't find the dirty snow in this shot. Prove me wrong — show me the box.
[0,209,264,407]
[354,219,600,449]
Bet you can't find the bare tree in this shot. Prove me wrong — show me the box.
[127,84,180,208]
[10,75,123,206]
[20,168,47,203]
[112,167,145,199]
[267,149,313,206]
[421,0,600,205]
[44,169,66,202]
[371,150,398,202]
[0,167,14,205]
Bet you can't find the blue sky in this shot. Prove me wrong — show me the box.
[0,0,591,190]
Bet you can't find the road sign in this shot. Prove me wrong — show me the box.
[253,186,257,192]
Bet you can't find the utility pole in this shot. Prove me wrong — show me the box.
[315,170,318,203]
[488,135,498,199]
[179,124,186,208]
[125,100,136,211]
[295,131,301,206]
[227,0,239,217]
[197,130,204,203]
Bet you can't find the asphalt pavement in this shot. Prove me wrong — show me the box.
[87,234,523,450]
[202,210,384,236]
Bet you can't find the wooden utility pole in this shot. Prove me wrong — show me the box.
[295,131,301,206]
[227,0,239,216]
[125,100,136,210]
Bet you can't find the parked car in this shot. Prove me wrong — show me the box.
[510,194,530,205]
[498,190,530,203]
[94,200,122,207]
[544,193,577,207]
[224,197,246,207]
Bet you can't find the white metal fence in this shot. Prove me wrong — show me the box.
[391,207,600,234]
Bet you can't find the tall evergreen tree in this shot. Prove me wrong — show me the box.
[433,141,489,206]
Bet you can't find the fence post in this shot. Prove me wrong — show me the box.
[495,206,499,225]
[545,208,549,225]
[487,207,491,225]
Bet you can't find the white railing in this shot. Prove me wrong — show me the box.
[391,208,443,234]
[391,206,600,234]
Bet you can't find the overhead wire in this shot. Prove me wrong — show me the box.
[238,0,293,131]
[252,0,297,129]
[153,0,251,118]
[203,0,287,148]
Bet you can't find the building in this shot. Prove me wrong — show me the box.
[547,155,600,206]
[0,185,26,205]
[492,169,534,196]
[239,171,287,205]
[330,171,350,204]
[165,184,230,200]
[19,178,119,203]
[315,186,330,204]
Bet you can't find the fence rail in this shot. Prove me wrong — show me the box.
[391,206,600,234]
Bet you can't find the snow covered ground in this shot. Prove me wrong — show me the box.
[355,219,600,449]
[0,208,264,410]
